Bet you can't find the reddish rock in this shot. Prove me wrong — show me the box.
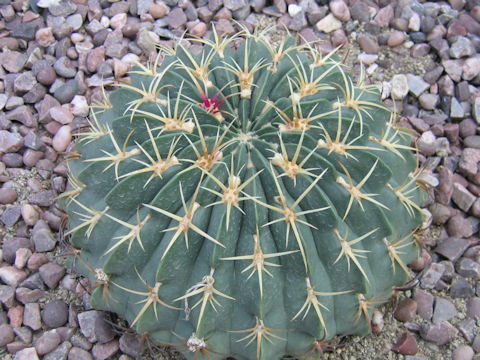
[394,297,417,322]
[23,303,42,331]
[392,332,418,355]
[0,266,27,287]
[167,8,187,28]
[327,29,345,48]
[374,4,394,27]
[86,46,105,73]
[409,248,432,271]
[215,19,235,36]
[8,305,24,328]
[27,253,49,271]
[329,0,350,22]
[190,22,207,37]
[390,18,408,31]
[149,3,167,18]
[358,36,379,54]
[39,263,65,289]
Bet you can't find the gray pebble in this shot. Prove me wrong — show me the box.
[42,300,68,328]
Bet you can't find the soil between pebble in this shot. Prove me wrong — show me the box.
[0,0,480,359]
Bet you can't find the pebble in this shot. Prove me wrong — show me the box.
[42,300,68,328]
[452,183,476,212]
[358,36,379,54]
[452,345,474,360]
[78,311,102,343]
[0,51,27,73]
[391,74,409,100]
[15,287,44,304]
[9,305,24,327]
[32,220,56,252]
[167,8,187,28]
[420,321,458,345]
[463,57,480,81]
[53,79,78,104]
[418,93,439,110]
[432,297,457,323]
[457,257,480,278]
[316,13,342,33]
[27,253,48,272]
[44,341,72,360]
[14,247,32,269]
[0,266,27,286]
[394,298,418,322]
[39,263,65,289]
[407,74,430,97]
[392,332,418,355]
[93,314,114,344]
[421,263,445,289]
[86,46,106,73]
[450,36,476,58]
[435,237,471,262]
[0,285,15,307]
[0,323,15,347]
[388,31,405,47]
[329,0,350,22]
[118,333,142,358]
[0,188,18,204]
[68,347,93,360]
[35,330,62,355]
[52,125,72,152]
[70,95,89,117]
[23,303,42,331]
[14,347,39,360]
[54,57,77,78]
[0,130,24,153]
[92,340,119,360]
[36,27,56,47]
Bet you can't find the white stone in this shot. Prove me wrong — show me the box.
[473,97,480,124]
[70,95,89,117]
[100,15,110,28]
[288,4,302,17]
[110,13,127,30]
[408,12,421,31]
[315,14,342,33]
[357,53,378,65]
[390,74,409,100]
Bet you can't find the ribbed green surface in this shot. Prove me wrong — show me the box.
[63,32,424,360]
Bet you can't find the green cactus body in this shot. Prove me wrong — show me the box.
[64,30,425,360]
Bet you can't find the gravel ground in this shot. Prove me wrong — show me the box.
[0,0,480,359]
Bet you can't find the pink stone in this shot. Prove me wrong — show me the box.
[392,332,418,355]
[0,266,27,287]
[388,31,404,47]
[329,0,350,22]
[190,22,207,37]
[52,125,72,152]
[35,27,55,47]
[50,106,74,125]
[14,248,32,269]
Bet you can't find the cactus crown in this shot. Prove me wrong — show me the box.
[64,28,425,360]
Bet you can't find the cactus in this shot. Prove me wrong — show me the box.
[63,28,425,360]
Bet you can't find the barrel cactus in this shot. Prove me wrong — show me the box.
[63,28,425,360]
